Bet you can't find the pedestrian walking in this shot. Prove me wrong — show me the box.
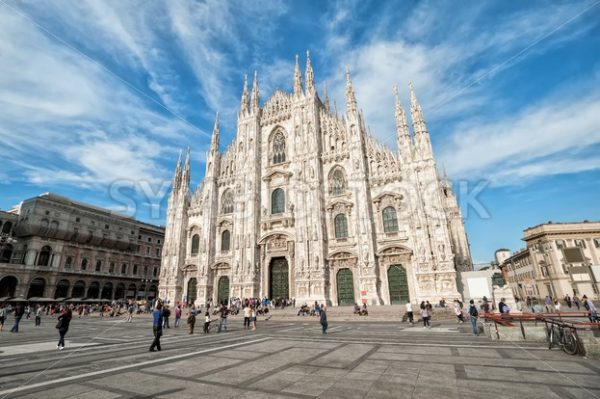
[187,305,197,334]
[35,304,42,326]
[405,301,414,324]
[174,305,182,328]
[56,305,72,350]
[163,305,171,329]
[565,294,572,309]
[243,304,252,329]
[126,302,134,323]
[251,306,257,331]
[553,298,561,312]
[217,304,228,333]
[320,305,328,334]
[582,295,598,322]
[468,300,479,336]
[203,310,211,334]
[573,295,581,310]
[544,296,552,312]
[149,301,164,352]
[420,301,430,329]
[453,300,464,323]
[0,303,7,332]
[10,302,25,333]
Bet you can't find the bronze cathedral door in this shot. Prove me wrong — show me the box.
[269,257,289,299]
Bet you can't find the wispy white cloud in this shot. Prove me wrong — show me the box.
[438,89,600,185]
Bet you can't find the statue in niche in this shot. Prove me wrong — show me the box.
[314,255,319,270]
[262,206,267,216]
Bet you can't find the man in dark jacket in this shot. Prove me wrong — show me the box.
[10,303,25,333]
[320,305,328,334]
[149,301,164,352]
[468,300,479,336]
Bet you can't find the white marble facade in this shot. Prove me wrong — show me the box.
[159,53,472,306]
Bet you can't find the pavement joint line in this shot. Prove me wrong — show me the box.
[274,335,550,350]
[0,336,269,398]
[0,334,269,376]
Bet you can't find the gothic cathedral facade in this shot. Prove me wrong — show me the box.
[159,53,472,306]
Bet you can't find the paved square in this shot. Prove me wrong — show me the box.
[0,315,599,398]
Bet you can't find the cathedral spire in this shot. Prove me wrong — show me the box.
[323,82,330,112]
[251,71,260,113]
[305,50,315,96]
[345,66,357,113]
[172,149,183,192]
[240,74,249,114]
[210,111,220,153]
[293,54,303,98]
[409,82,433,160]
[181,147,191,191]
[394,85,412,163]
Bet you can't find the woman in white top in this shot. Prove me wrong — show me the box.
[405,302,414,324]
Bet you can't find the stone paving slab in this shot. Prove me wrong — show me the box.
[1,318,599,398]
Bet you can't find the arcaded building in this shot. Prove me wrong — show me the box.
[0,193,163,302]
[159,54,472,306]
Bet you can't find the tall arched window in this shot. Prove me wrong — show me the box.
[271,188,285,214]
[37,246,52,266]
[382,206,398,233]
[133,264,138,275]
[334,214,348,238]
[95,260,102,272]
[272,131,286,164]
[81,258,88,271]
[221,230,231,251]
[329,167,347,196]
[191,234,200,255]
[221,190,234,214]
[64,256,73,268]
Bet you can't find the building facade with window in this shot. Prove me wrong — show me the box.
[0,193,164,302]
[499,221,600,300]
[159,54,472,306]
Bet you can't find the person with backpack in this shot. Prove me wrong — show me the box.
[56,305,72,350]
[163,305,171,329]
[10,302,25,333]
[149,301,164,352]
[468,300,479,336]
[217,304,228,333]
[187,305,197,334]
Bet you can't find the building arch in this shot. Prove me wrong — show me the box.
[114,283,125,299]
[0,275,18,297]
[101,282,113,299]
[2,221,12,234]
[87,281,100,299]
[54,279,70,299]
[27,277,46,299]
[71,280,86,298]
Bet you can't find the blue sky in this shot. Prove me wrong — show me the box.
[1,0,599,264]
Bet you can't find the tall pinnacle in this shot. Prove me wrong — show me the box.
[293,54,303,97]
[409,82,433,160]
[409,82,426,134]
[240,74,249,114]
[394,85,412,163]
[345,66,357,113]
[251,71,260,112]
[305,50,315,96]
[323,82,330,112]
[181,147,191,191]
[172,149,183,191]
[210,111,220,153]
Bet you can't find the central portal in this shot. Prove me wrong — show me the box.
[269,257,289,299]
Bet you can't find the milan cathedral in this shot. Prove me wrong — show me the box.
[158,52,472,307]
